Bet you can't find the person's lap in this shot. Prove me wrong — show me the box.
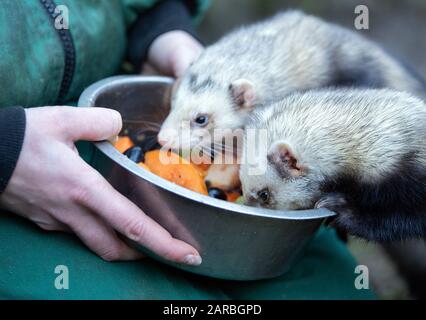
[0,211,374,300]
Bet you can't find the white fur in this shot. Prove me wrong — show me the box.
[159,10,424,151]
[240,88,426,210]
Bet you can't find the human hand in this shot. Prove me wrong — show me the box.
[147,30,203,78]
[0,107,202,265]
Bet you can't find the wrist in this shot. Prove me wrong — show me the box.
[0,107,27,194]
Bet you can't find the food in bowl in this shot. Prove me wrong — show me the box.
[113,130,243,203]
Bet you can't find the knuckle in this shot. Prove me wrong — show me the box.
[31,213,64,232]
[99,248,123,262]
[37,221,61,232]
[123,219,147,243]
[37,223,55,231]
[69,184,92,205]
[69,173,103,204]
[51,108,72,136]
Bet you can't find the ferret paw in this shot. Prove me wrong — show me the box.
[315,193,348,210]
[315,193,354,217]
[315,193,355,237]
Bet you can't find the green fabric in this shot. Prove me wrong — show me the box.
[0,0,209,108]
[0,212,374,300]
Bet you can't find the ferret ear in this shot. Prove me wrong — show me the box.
[229,79,255,110]
[267,142,305,178]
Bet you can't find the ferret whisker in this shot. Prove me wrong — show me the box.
[201,145,218,155]
[201,145,222,158]
[211,142,242,153]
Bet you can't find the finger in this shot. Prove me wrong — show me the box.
[74,167,202,266]
[36,219,71,233]
[141,62,161,75]
[118,235,146,259]
[172,46,203,78]
[172,53,194,78]
[11,208,71,233]
[66,206,143,261]
[52,107,122,142]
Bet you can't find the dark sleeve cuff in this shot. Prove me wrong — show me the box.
[127,0,201,71]
[0,107,26,194]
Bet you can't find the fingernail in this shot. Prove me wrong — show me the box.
[183,254,202,266]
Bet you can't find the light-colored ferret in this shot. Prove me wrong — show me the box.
[240,88,426,242]
[158,10,425,152]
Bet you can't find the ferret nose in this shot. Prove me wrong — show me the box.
[157,130,174,147]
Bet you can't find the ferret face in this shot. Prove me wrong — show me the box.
[240,141,322,211]
[158,75,256,153]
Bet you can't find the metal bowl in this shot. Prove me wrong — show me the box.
[78,76,334,281]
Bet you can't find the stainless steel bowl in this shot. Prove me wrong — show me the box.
[78,76,334,281]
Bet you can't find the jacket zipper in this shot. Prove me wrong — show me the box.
[40,0,76,104]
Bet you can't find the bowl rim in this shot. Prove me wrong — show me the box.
[78,75,335,220]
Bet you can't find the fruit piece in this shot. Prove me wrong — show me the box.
[124,146,144,163]
[235,196,245,205]
[192,162,209,178]
[194,162,211,172]
[226,190,242,202]
[208,188,227,200]
[144,150,208,195]
[114,136,134,153]
[138,162,151,172]
[205,163,241,191]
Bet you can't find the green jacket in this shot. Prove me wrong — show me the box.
[0,0,209,107]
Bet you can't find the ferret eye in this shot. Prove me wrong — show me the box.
[257,189,270,204]
[193,114,209,127]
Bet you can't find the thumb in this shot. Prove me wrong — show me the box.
[55,107,122,142]
[172,52,195,78]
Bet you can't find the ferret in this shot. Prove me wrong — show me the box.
[158,10,425,152]
[239,89,426,242]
